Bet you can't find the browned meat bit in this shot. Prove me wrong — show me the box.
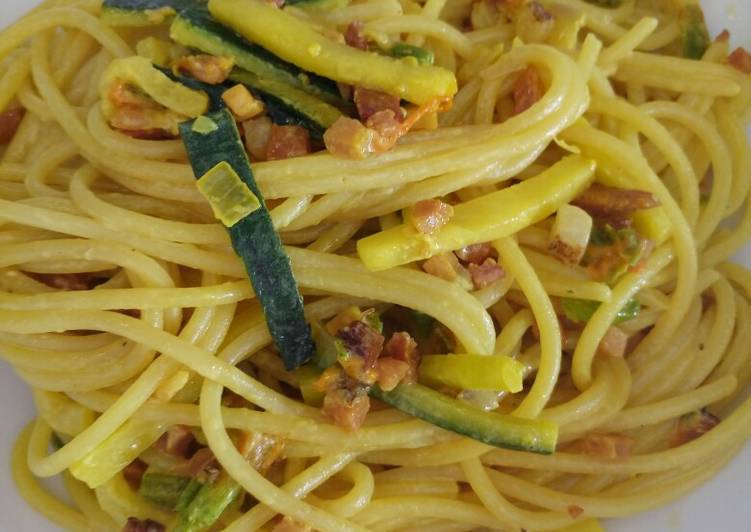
[273,517,312,532]
[529,1,553,21]
[567,505,584,519]
[265,124,311,161]
[325,306,371,336]
[323,116,375,159]
[512,66,543,115]
[422,252,467,282]
[596,326,628,358]
[186,447,219,481]
[584,225,653,282]
[0,107,24,144]
[109,81,155,108]
[455,242,493,264]
[175,54,234,84]
[572,183,659,221]
[109,108,178,138]
[122,459,147,490]
[28,272,103,291]
[375,357,410,391]
[514,1,555,44]
[158,425,194,458]
[336,320,385,382]
[324,97,451,158]
[106,82,180,136]
[123,129,176,140]
[242,116,273,161]
[580,433,634,459]
[354,87,403,123]
[715,29,730,43]
[383,331,420,383]
[322,385,371,431]
[410,199,454,235]
[122,517,165,532]
[365,109,403,152]
[467,257,505,289]
[345,21,369,50]
[222,84,264,121]
[729,47,751,74]
[670,409,720,448]
[237,432,285,472]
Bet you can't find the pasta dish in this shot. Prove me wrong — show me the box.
[0,0,750,530]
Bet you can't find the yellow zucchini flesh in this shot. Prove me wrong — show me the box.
[208,0,457,105]
[357,155,596,271]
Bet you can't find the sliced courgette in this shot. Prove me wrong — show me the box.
[388,43,435,66]
[102,0,205,27]
[170,8,349,111]
[175,472,241,532]
[680,4,710,59]
[180,109,314,370]
[286,0,350,10]
[370,383,558,454]
[230,69,342,140]
[208,0,457,105]
[163,66,337,140]
[139,470,192,510]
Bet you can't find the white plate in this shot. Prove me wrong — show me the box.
[0,1,749,530]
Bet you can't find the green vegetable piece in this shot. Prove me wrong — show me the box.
[370,383,558,454]
[175,473,242,532]
[102,0,205,27]
[311,322,348,369]
[389,43,435,66]
[191,115,218,134]
[230,69,343,140]
[139,471,191,509]
[209,0,457,105]
[196,160,261,227]
[293,365,325,406]
[285,0,350,10]
[561,297,641,324]
[174,478,204,513]
[180,109,315,370]
[680,4,710,59]
[170,8,348,110]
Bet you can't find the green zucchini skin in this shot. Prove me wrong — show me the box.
[174,473,242,532]
[138,471,191,509]
[229,70,343,140]
[180,109,315,370]
[370,383,558,454]
[171,9,349,111]
[680,5,710,59]
[102,0,205,26]
[162,67,330,140]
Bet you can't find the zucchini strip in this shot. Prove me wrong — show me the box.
[208,0,457,104]
[370,383,558,454]
[419,354,525,392]
[170,8,348,110]
[100,56,209,118]
[180,109,314,370]
[357,155,596,271]
[102,0,205,27]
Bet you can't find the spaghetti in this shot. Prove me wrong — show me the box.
[0,0,750,531]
